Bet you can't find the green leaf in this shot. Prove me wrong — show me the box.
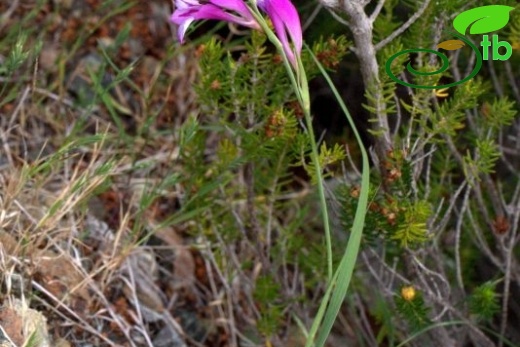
[303,43,370,347]
[453,5,514,35]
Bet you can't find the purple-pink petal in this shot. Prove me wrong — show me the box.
[257,0,302,64]
[172,0,260,42]
[174,17,194,43]
[210,0,253,18]
[193,5,254,26]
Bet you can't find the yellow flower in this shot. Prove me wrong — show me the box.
[401,286,416,301]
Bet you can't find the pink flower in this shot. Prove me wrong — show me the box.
[171,0,302,65]
[256,0,302,64]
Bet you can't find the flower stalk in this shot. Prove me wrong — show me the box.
[245,1,331,279]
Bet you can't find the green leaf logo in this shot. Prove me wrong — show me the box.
[453,5,514,35]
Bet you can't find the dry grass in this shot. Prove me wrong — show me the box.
[0,1,320,346]
[0,1,226,346]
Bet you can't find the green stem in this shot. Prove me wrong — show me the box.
[301,84,333,281]
[247,3,333,280]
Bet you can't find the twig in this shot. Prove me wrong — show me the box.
[487,57,504,97]
[504,60,520,105]
[369,0,386,23]
[326,9,351,27]
[454,185,471,291]
[498,190,520,346]
[335,0,393,178]
[303,4,324,32]
[32,281,119,346]
[375,0,432,51]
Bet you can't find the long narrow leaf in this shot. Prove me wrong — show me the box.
[304,43,371,347]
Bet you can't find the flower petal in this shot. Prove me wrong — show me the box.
[171,0,261,42]
[210,0,253,18]
[176,17,195,42]
[193,3,258,28]
[258,0,302,64]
